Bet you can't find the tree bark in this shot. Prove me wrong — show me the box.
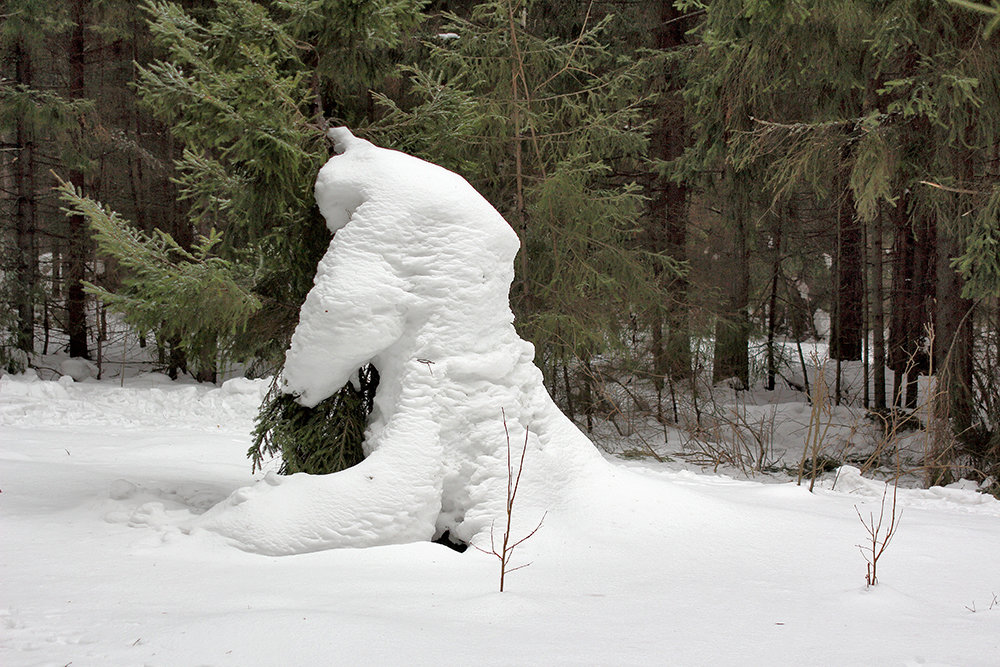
[887,196,933,410]
[66,0,90,358]
[870,207,886,409]
[933,218,975,444]
[831,188,863,361]
[713,172,750,388]
[647,1,691,388]
[13,34,38,356]
[888,198,914,407]
[766,214,783,391]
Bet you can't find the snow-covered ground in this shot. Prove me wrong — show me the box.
[3,371,998,666]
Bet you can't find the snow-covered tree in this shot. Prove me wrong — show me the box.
[193,128,611,554]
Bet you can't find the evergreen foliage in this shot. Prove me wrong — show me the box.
[948,0,1000,36]
[56,179,262,377]
[685,0,1000,299]
[250,365,378,474]
[58,0,421,472]
[677,0,1000,478]
[5,0,1000,484]
[0,0,92,361]
[0,86,91,157]
[0,238,28,373]
[369,0,675,393]
[74,0,423,372]
[132,0,332,368]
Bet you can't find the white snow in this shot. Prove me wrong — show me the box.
[59,357,98,382]
[2,373,999,665]
[192,127,610,554]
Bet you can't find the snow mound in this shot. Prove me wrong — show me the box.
[832,466,1000,515]
[0,371,69,401]
[0,372,267,432]
[192,128,609,554]
[60,357,98,382]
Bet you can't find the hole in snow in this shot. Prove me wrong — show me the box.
[432,530,468,553]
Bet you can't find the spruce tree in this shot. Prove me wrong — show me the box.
[59,0,423,473]
[369,0,676,418]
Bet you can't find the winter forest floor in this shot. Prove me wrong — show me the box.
[2,349,999,666]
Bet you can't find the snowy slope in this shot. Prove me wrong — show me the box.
[2,374,999,666]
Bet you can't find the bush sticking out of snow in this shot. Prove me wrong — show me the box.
[248,374,370,475]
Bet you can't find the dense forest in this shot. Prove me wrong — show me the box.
[2,0,999,486]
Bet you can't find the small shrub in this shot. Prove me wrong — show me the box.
[855,481,902,588]
[476,409,545,592]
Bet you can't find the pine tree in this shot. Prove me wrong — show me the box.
[65,0,90,359]
[948,0,1000,35]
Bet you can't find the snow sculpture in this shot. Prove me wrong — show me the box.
[193,128,607,555]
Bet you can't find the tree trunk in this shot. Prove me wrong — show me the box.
[13,35,38,356]
[906,215,935,409]
[933,221,975,445]
[128,25,148,233]
[713,173,750,388]
[66,0,90,359]
[766,214,783,391]
[887,196,933,410]
[831,189,863,361]
[870,207,886,410]
[887,199,914,407]
[647,1,691,387]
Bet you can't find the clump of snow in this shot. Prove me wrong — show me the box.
[0,372,268,431]
[59,357,98,382]
[108,479,139,500]
[219,377,266,396]
[830,466,1000,514]
[192,128,609,554]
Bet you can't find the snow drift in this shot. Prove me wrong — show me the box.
[192,128,607,555]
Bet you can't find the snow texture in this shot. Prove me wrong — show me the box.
[4,373,1000,666]
[192,128,608,555]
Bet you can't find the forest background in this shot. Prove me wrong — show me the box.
[2,0,1000,490]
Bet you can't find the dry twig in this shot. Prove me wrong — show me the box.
[475,408,546,592]
[855,481,902,588]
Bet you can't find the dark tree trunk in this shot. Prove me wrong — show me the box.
[647,1,690,387]
[831,189,863,361]
[128,23,148,234]
[870,207,886,410]
[765,214,783,391]
[713,173,750,388]
[66,0,90,358]
[887,196,933,410]
[933,220,975,442]
[13,35,37,356]
[888,198,914,407]
[906,215,935,409]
